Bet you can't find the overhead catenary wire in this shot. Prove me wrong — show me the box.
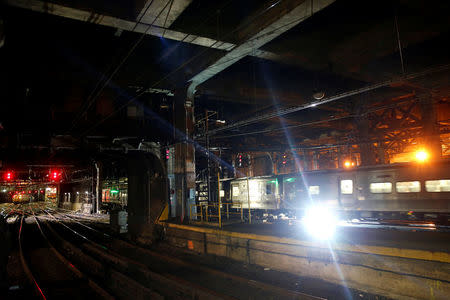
[131,0,235,85]
[69,1,157,131]
[204,63,450,137]
[69,0,173,133]
[394,11,405,75]
[79,0,314,136]
[211,93,434,139]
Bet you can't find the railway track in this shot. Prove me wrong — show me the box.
[17,213,112,299]
[6,203,429,299]
[41,209,323,300]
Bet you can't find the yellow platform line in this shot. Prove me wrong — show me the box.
[164,223,450,263]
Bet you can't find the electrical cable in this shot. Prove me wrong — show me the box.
[205,63,450,136]
[394,11,405,74]
[77,0,292,136]
[69,1,156,131]
[118,0,236,95]
[69,0,172,132]
[210,94,438,139]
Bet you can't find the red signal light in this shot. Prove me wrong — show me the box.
[4,171,13,181]
[49,170,62,181]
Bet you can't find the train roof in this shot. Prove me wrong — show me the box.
[221,159,450,182]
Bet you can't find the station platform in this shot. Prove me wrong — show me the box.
[160,221,450,300]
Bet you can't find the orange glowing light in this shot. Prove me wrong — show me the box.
[344,161,351,168]
[415,150,429,162]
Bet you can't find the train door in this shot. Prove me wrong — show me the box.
[338,174,356,208]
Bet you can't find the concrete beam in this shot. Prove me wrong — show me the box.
[5,0,276,59]
[189,0,335,88]
[137,0,192,28]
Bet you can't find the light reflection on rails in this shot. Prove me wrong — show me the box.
[14,205,113,300]
[43,208,323,300]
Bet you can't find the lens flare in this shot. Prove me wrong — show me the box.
[415,150,428,162]
[302,206,338,240]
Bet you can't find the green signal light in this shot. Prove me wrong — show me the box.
[110,189,119,194]
[285,177,296,182]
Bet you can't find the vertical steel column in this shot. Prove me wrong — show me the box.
[246,175,251,224]
[421,96,441,160]
[358,116,376,166]
[312,151,319,170]
[218,169,221,228]
[95,162,100,214]
[377,141,386,164]
[205,110,211,205]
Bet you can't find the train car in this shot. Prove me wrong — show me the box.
[12,193,34,204]
[101,177,128,211]
[223,159,450,222]
[230,176,280,209]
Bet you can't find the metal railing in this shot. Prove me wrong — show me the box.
[190,202,244,227]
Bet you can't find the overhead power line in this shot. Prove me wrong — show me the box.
[204,63,450,137]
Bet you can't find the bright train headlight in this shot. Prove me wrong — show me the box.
[302,206,338,240]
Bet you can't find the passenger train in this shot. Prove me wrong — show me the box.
[222,160,450,223]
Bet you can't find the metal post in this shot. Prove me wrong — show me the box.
[240,204,243,222]
[205,204,208,222]
[246,175,251,224]
[206,110,211,205]
[95,162,100,214]
[200,205,203,222]
[218,169,221,228]
[226,204,229,220]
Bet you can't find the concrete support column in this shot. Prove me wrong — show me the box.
[172,85,196,222]
[421,96,441,160]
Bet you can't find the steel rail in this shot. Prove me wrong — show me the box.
[18,215,47,300]
[43,210,234,299]
[50,213,324,300]
[31,211,115,299]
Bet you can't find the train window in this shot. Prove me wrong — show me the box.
[266,184,273,195]
[340,180,353,194]
[396,181,421,193]
[370,182,392,193]
[425,180,450,192]
[309,186,320,195]
[220,190,225,197]
[232,186,240,197]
